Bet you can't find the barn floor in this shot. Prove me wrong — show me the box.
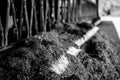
[98,21,120,43]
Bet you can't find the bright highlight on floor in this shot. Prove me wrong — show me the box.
[101,16,120,39]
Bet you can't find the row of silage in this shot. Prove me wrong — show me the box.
[0,22,120,80]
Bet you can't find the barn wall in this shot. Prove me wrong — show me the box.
[99,0,120,16]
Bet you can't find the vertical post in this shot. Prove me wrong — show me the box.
[11,0,19,41]
[59,0,62,22]
[19,0,24,40]
[76,0,81,22]
[46,0,50,31]
[40,0,44,32]
[62,0,66,23]
[96,0,100,18]
[5,0,10,46]
[62,0,65,23]
[71,0,74,23]
[43,0,49,31]
[54,0,58,22]
[30,0,34,37]
[47,0,52,31]
[67,0,71,22]
[0,17,4,47]
[79,0,82,21]
[24,0,30,38]
[47,0,54,31]
[52,0,55,22]
[61,0,64,22]
[64,0,67,22]
[57,0,61,22]
[48,0,52,21]
[44,0,47,31]
[72,0,76,23]
[34,1,38,34]
[44,0,49,31]
[75,0,78,22]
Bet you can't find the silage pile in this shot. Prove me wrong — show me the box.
[0,22,120,80]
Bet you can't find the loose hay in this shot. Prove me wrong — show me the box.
[0,23,120,80]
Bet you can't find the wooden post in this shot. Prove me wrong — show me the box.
[30,0,34,36]
[52,0,54,19]
[40,0,45,32]
[96,0,99,18]
[62,0,65,22]
[57,0,61,22]
[79,0,82,21]
[11,0,19,41]
[76,0,82,22]
[5,0,11,46]
[72,0,76,23]
[19,0,24,40]
[34,1,38,34]
[24,0,30,38]
[44,0,47,31]
[46,0,50,31]
[62,0,65,23]
[71,0,74,23]
[66,0,69,22]
[60,0,63,22]
[47,0,52,31]
[54,0,58,22]
[44,0,49,31]
[64,0,68,22]
[0,17,4,47]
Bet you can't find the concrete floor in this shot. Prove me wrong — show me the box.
[100,16,120,37]
[98,21,120,43]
